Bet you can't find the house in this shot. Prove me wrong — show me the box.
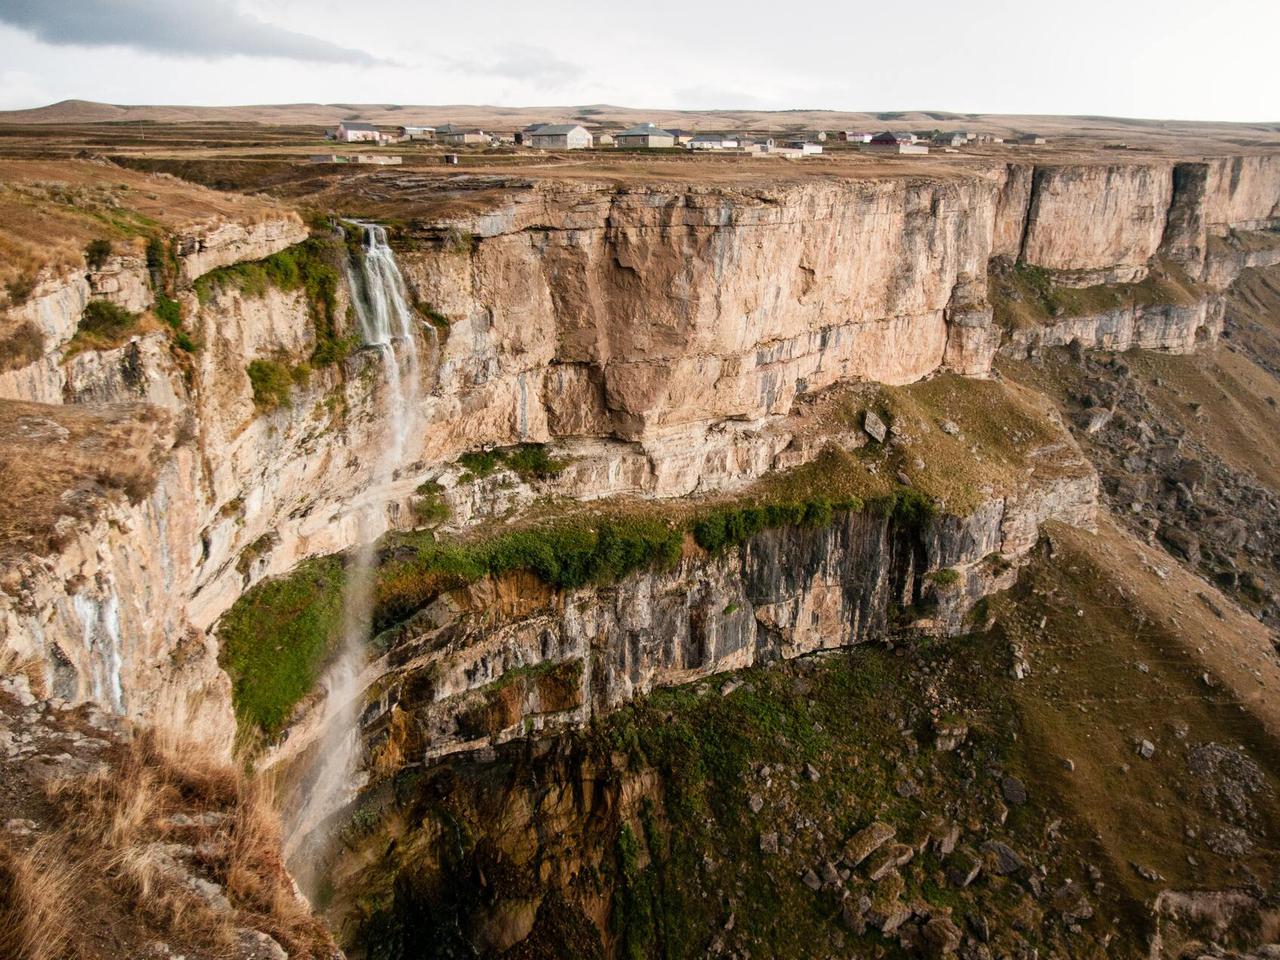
[867,132,929,155]
[597,133,614,146]
[614,123,676,148]
[527,123,593,150]
[398,125,435,141]
[783,140,823,155]
[688,133,739,150]
[335,121,381,143]
[838,131,874,143]
[933,132,966,147]
[665,128,694,145]
[438,126,488,145]
[973,133,1003,144]
[1017,133,1046,145]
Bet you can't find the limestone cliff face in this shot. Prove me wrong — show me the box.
[0,255,153,404]
[398,176,1001,449]
[1203,155,1280,231]
[1020,164,1173,279]
[0,156,1277,743]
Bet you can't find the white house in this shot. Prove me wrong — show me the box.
[335,121,381,143]
[615,123,676,148]
[527,124,594,150]
[688,133,739,150]
[398,125,435,141]
[783,140,823,155]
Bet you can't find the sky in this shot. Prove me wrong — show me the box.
[0,0,1276,121]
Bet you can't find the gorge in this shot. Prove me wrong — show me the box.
[2,141,1280,959]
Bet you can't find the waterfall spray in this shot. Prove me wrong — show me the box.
[285,223,422,872]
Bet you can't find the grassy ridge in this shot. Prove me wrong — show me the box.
[221,489,926,740]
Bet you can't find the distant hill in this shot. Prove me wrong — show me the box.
[2,99,1278,146]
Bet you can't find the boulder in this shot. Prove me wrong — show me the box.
[980,840,1025,875]
[842,821,896,868]
[864,410,888,443]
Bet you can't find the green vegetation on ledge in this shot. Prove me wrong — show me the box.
[455,443,567,482]
[217,555,346,739]
[66,300,142,354]
[989,257,1203,333]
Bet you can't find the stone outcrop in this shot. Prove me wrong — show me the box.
[174,213,309,282]
[1000,298,1219,359]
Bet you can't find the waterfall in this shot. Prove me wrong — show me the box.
[286,222,422,875]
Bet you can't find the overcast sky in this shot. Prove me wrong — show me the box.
[0,0,1275,120]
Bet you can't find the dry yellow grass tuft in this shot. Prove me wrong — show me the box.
[0,836,78,960]
[41,722,336,958]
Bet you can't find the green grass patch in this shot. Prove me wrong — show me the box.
[454,443,567,482]
[218,555,346,737]
[67,300,142,353]
[691,495,861,554]
[373,516,684,630]
[247,359,295,409]
[411,480,450,526]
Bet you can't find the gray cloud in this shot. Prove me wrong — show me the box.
[0,0,384,65]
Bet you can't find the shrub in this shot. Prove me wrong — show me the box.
[69,300,140,351]
[246,359,294,409]
[456,449,501,479]
[691,495,862,554]
[503,443,566,480]
[930,567,961,588]
[153,294,181,328]
[5,273,37,307]
[84,238,113,270]
[0,322,44,372]
[885,487,936,533]
[412,480,450,526]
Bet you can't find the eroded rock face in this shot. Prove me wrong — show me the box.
[400,176,1001,445]
[0,155,1276,743]
[353,463,1096,766]
[1020,164,1173,278]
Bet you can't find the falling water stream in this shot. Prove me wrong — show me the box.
[285,223,422,874]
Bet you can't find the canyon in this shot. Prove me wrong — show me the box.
[2,141,1280,959]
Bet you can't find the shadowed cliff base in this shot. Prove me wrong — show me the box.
[321,519,1280,959]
